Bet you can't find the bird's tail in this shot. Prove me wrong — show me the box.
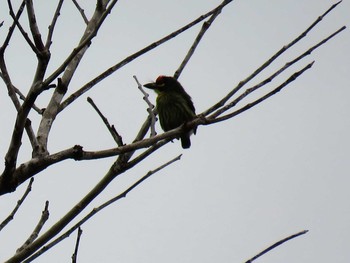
[181,134,191,149]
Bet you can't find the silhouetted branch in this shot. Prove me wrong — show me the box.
[71,227,83,263]
[245,230,309,263]
[16,201,50,253]
[25,0,45,51]
[87,96,124,146]
[209,26,346,120]
[59,0,234,111]
[24,154,181,262]
[45,0,64,49]
[208,61,315,124]
[6,0,38,54]
[0,178,34,231]
[174,1,227,79]
[134,75,157,137]
[71,0,89,24]
[203,0,344,117]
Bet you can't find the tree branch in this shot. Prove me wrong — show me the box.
[58,0,234,111]
[45,0,65,49]
[134,75,157,137]
[203,0,344,116]
[209,26,346,119]
[87,96,124,146]
[174,1,226,79]
[16,201,50,253]
[23,154,181,262]
[71,227,83,263]
[71,0,89,24]
[245,230,308,263]
[0,178,34,231]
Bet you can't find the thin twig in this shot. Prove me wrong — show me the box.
[25,0,45,51]
[12,85,44,114]
[245,230,309,263]
[0,178,34,231]
[133,75,157,137]
[71,0,89,24]
[71,227,83,263]
[1,1,25,51]
[209,25,346,119]
[174,2,226,79]
[59,0,234,112]
[43,0,120,86]
[23,153,181,262]
[202,0,344,116]
[45,0,65,49]
[87,97,123,146]
[208,61,315,124]
[6,0,39,54]
[16,201,50,253]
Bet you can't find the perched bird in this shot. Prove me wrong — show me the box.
[144,76,196,149]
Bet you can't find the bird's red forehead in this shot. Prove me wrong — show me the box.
[156,75,166,84]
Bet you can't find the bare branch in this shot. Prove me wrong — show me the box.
[12,85,44,114]
[16,201,50,253]
[245,230,309,263]
[71,227,83,263]
[134,75,157,137]
[208,61,315,124]
[174,2,226,79]
[203,0,344,116]
[87,97,124,146]
[209,26,346,119]
[6,0,39,54]
[1,1,25,51]
[25,0,45,51]
[24,154,181,262]
[0,178,34,231]
[43,0,120,86]
[71,0,89,24]
[36,0,120,156]
[59,0,234,111]
[45,0,65,49]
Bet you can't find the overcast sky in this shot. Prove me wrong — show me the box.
[0,0,349,262]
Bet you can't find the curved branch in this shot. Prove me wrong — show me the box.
[59,0,234,111]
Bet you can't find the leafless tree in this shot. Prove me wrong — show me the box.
[0,1,345,262]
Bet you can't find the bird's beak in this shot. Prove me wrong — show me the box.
[143,82,157,89]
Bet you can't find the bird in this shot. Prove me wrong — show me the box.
[144,75,196,149]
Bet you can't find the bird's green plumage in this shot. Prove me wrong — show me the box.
[144,76,196,148]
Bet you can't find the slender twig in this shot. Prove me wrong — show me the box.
[24,154,181,262]
[16,201,50,253]
[71,0,89,24]
[1,1,25,51]
[7,0,39,54]
[208,62,315,124]
[45,0,65,49]
[174,3,226,79]
[59,0,234,112]
[87,97,123,146]
[245,230,309,263]
[36,0,120,157]
[0,178,34,231]
[43,0,120,86]
[209,26,346,119]
[133,75,157,137]
[203,0,344,116]
[12,85,44,114]
[71,227,83,263]
[25,0,45,51]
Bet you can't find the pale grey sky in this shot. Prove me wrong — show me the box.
[0,0,349,262]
